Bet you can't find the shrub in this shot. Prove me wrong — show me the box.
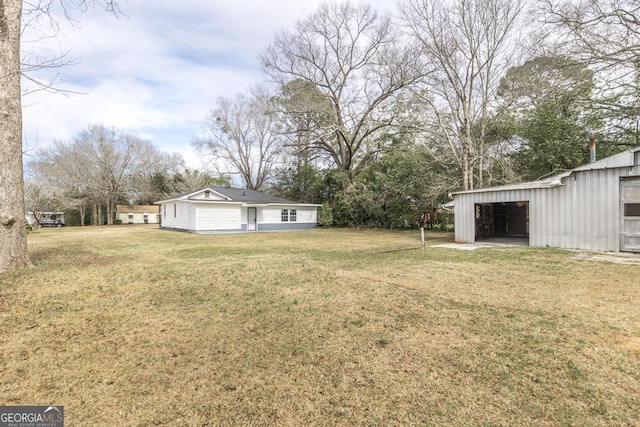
[318,202,333,227]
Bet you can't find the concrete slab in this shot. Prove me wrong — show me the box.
[433,242,522,250]
[434,242,640,265]
[572,251,640,265]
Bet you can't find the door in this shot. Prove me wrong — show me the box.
[247,207,257,231]
[620,176,640,252]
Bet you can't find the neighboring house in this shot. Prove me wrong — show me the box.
[25,211,66,227]
[450,146,640,253]
[155,187,321,234]
[116,205,160,224]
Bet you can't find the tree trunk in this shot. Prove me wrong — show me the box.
[461,137,472,191]
[106,200,114,225]
[0,0,30,273]
[79,204,86,226]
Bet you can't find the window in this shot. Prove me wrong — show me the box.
[173,204,177,218]
[625,203,640,217]
[281,209,297,222]
[163,205,166,218]
[128,214,134,220]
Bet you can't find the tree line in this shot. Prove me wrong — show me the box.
[2,0,640,271]
[25,124,228,226]
[193,0,640,226]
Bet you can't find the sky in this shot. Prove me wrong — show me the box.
[21,0,397,170]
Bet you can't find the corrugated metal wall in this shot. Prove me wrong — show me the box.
[453,166,640,251]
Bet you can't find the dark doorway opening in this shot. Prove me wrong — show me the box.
[475,202,529,244]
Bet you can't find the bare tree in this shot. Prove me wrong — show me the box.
[28,124,151,225]
[540,0,640,144]
[128,140,185,204]
[400,0,526,190]
[261,1,426,180]
[28,138,93,225]
[1,0,120,272]
[194,88,283,191]
[540,0,640,71]
[73,124,139,225]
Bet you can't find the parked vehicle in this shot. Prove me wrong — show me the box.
[39,219,65,227]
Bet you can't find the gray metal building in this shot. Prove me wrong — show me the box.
[451,146,640,252]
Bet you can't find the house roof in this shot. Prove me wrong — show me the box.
[154,187,320,206]
[116,205,160,213]
[451,146,640,197]
[211,187,294,204]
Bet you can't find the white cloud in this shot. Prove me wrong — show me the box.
[21,0,398,169]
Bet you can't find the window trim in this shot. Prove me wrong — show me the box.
[280,208,298,222]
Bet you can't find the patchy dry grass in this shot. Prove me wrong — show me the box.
[1,225,639,426]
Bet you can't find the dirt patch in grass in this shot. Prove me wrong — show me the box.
[618,335,640,356]
[1,226,639,425]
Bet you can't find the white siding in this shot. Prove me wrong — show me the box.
[262,207,282,223]
[118,212,159,224]
[184,203,196,230]
[159,203,175,228]
[262,206,317,225]
[241,207,248,225]
[160,201,192,230]
[296,208,317,223]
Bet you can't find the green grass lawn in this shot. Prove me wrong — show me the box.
[1,226,639,425]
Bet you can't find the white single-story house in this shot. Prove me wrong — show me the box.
[116,205,160,224]
[154,187,321,233]
[450,146,640,253]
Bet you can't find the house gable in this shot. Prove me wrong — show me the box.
[187,188,232,201]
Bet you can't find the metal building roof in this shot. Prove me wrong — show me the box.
[451,146,640,197]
